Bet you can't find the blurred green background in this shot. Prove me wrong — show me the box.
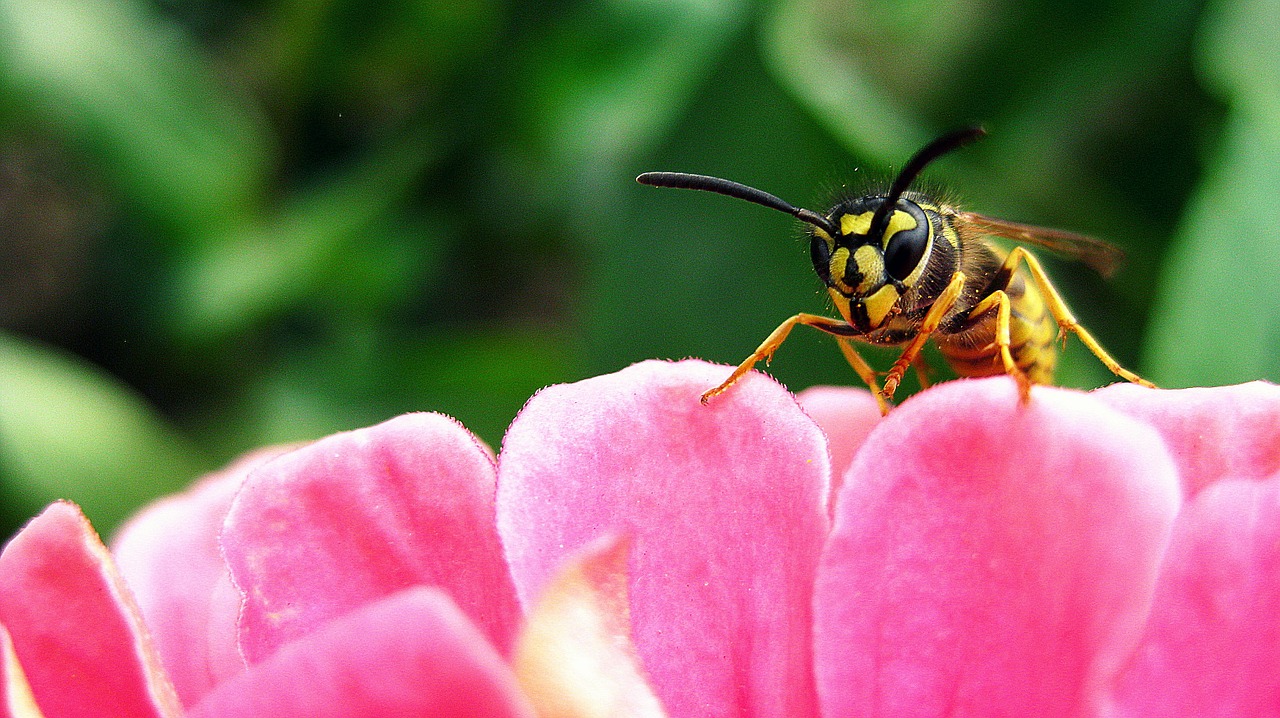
[1,0,1276,541]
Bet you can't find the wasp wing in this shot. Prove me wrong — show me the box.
[956,211,1126,279]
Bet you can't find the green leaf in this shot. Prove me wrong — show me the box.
[239,327,582,452]
[0,0,271,234]
[1144,0,1280,386]
[520,0,749,176]
[761,0,932,163]
[590,38,876,394]
[0,332,207,536]
[167,130,439,343]
[391,328,582,450]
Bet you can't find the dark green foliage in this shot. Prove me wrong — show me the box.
[0,0,1266,538]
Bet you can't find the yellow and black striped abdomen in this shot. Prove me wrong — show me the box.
[934,259,1059,384]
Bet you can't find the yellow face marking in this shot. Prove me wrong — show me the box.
[863,284,900,329]
[839,209,917,242]
[880,210,918,248]
[851,245,882,294]
[840,212,873,236]
[828,289,853,325]
[829,247,855,293]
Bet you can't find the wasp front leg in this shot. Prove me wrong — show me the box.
[835,337,892,415]
[880,271,967,403]
[702,313,887,413]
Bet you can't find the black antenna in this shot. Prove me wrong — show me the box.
[636,172,839,238]
[866,126,987,242]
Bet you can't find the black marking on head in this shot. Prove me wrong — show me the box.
[848,299,872,334]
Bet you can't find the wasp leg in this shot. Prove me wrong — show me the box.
[966,289,1033,402]
[911,354,933,390]
[1003,247,1155,388]
[702,313,882,408]
[881,270,967,403]
[835,338,893,415]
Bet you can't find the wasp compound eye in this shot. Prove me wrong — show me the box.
[809,234,833,286]
[882,200,930,282]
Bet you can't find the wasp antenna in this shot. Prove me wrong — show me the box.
[637,171,838,237]
[868,126,987,241]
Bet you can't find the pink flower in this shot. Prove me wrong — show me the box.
[805,378,1280,717]
[1,360,1277,717]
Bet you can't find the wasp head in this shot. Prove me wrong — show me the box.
[810,193,933,333]
[635,123,984,336]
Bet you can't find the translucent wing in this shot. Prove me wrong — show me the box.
[956,211,1126,279]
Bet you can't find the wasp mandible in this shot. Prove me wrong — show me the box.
[637,127,1153,414]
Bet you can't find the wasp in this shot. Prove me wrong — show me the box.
[637,127,1153,414]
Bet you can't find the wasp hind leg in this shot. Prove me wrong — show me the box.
[702,313,890,414]
[1004,247,1154,389]
[966,289,1034,402]
[911,354,934,390]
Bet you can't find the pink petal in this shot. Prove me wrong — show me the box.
[814,377,1181,718]
[221,413,521,663]
[187,587,534,718]
[514,535,665,718]
[1094,381,1280,496]
[0,502,182,718]
[1110,476,1280,715]
[112,447,288,706]
[1,623,42,718]
[794,385,883,506]
[498,359,830,718]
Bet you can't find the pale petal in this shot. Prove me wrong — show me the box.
[815,378,1181,718]
[187,587,535,718]
[514,535,665,718]
[1110,476,1280,716]
[794,385,882,505]
[221,413,521,663]
[499,360,829,718]
[112,448,288,705]
[1,623,44,718]
[1095,381,1280,496]
[0,503,181,718]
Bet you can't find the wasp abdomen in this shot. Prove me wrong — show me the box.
[935,261,1059,384]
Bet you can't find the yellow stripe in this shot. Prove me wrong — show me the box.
[880,210,918,248]
[864,284,899,328]
[851,245,882,294]
[840,211,873,236]
[828,290,853,325]
[829,247,855,294]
